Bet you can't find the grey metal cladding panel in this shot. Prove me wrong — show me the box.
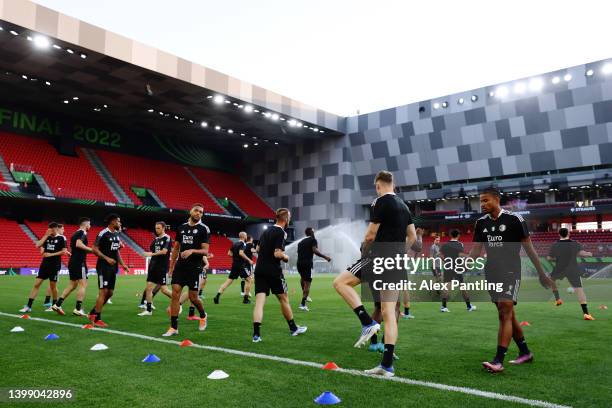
[358,175,374,190]
[588,124,610,145]
[495,119,511,139]
[555,90,574,109]
[505,137,522,156]
[599,143,612,163]
[547,109,567,131]
[444,111,467,130]
[417,166,437,184]
[398,136,413,154]
[432,115,446,132]
[358,115,368,132]
[380,108,397,128]
[371,140,390,159]
[488,157,504,177]
[322,163,339,177]
[464,107,487,125]
[447,162,469,180]
[553,148,582,170]
[515,96,540,117]
[386,156,399,172]
[342,174,355,189]
[347,132,364,147]
[593,100,612,124]
[560,126,589,148]
[457,144,472,162]
[429,131,443,149]
[564,104,595,129]
[401,122,415,137]
[523,112,551,135]
[530,151,556,172]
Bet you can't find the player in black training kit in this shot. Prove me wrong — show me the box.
[19,222,68,313]
[163,203,210,336]
[466,188,552,373]
[252,208,307,342]
[333,171,416,377]
[138,222,173,316]
[214,231,254,304]
[296,227,331,311]
[547,227,595,320]
[241,235,256,296]
[52,218,94,317]
[88,214,130,327]
[439,229,476,313]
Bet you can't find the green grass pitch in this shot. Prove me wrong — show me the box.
[0,275,610,407]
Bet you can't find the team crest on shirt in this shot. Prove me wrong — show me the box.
[193,229,198,233]
[499,224,506,232]
[483,228,488,233]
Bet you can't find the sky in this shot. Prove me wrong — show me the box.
[33,0,612,116]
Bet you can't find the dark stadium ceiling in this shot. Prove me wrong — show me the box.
[0,21,343,152]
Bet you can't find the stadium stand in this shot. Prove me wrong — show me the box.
[190,167,274,218]
[0,132,117,201]
[0,218,45,268]
[95,149,225,213]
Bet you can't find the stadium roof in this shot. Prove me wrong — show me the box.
[0,0,344,152]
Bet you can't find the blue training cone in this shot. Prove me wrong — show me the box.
[44,333,59,340]
[142,354,161,363]
[314,391,341,405]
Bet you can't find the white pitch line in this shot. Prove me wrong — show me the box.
[1,312,571,408]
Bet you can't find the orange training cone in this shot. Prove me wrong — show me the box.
[20,314,30,319]
[179,339,194,347]
[82,324,94,329]
[322,362,339,370]
[519,321,530,326]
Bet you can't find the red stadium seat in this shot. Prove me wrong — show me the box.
[96,150,225,213]
[0,132,116,201]
[0,218,44,268]
[190,167,274,218]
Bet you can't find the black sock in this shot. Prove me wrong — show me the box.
[44,296,51,304]
[243,295,250,302]
[76,300,82,310]
[370,334,378,345]
[301,297,307,306]
[146,302,152,312]
[287,319,298,332]
[381,344,395,368]
[353,305,373,326]
[553,290,560,301]
[581,303,589,314]
[465,300,471,308]
[494,345,508,364]
[27,298,34,308]
[171,316,178,330]
[152,286,160,297]
[381,334,385,344]
[404,307,410,315]
[56,297,64,307]
[188,306,195,317]
[442,299,447,308]
[89,307,96,315]
[241,280,246,293]
[52,298,57,305]
[199,288,203,296]
[214,293,220,300]
[195,303,206,318]
[96,312,101,321]
[140,292,146,305]
[253,322,261,337]
[515,336,530,356]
